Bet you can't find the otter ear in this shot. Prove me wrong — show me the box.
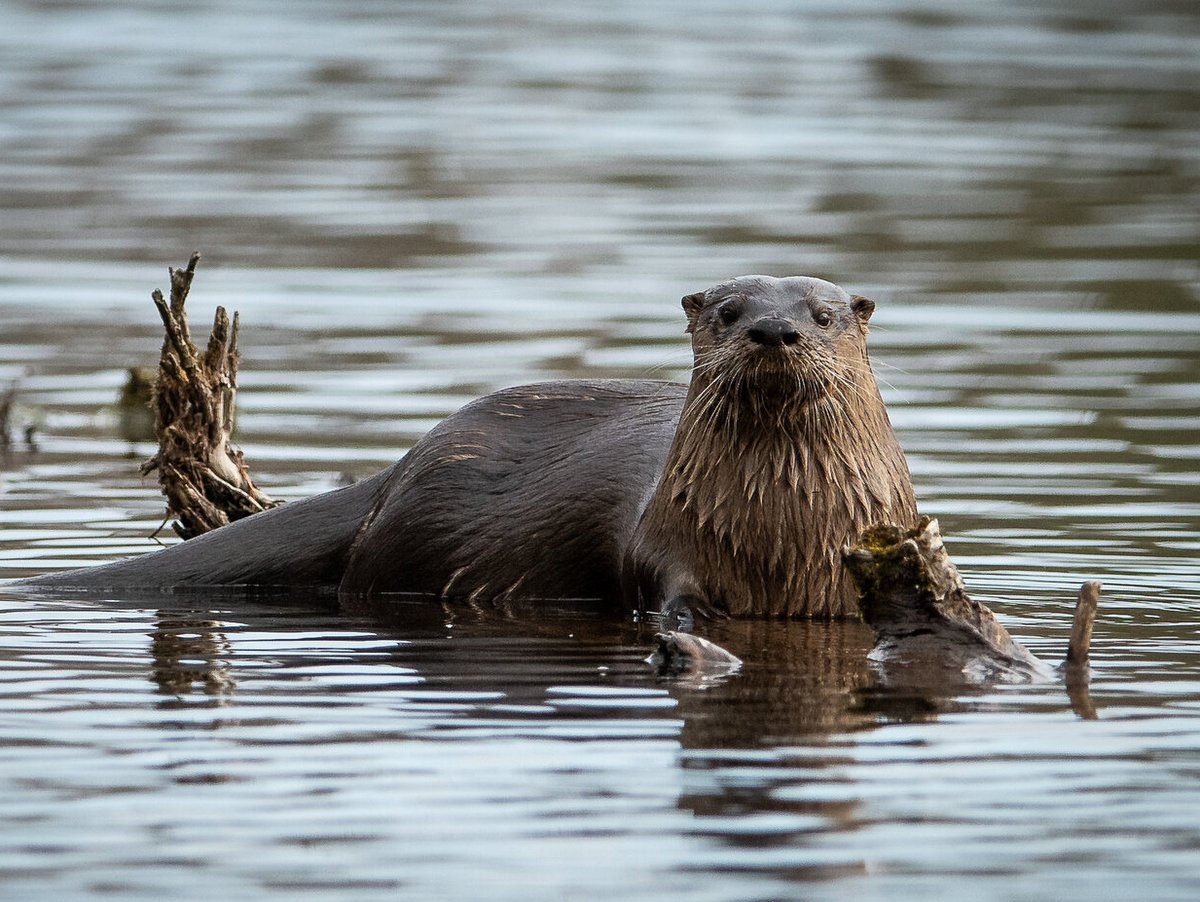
[681,291,707,318]
[850,295,875,323]
[681,291,707,334]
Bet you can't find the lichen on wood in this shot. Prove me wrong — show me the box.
[140,253,280,539]
[843,517,1098,683]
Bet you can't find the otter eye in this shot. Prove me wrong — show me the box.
[814,310,833,328]
[718,303,740,325]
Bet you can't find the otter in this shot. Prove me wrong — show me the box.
[25,275,917,620]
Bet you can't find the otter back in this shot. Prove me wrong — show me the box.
[339,380,684,602]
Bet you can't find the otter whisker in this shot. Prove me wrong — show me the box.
[837,357,899,396]
[826,372,878,410]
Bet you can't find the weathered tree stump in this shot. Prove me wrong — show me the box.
[140,253,280,539]
[843,517,1099,684]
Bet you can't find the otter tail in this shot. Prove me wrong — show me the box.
[19,466,395,592]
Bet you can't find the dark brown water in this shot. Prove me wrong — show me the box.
[1,1,1198,900]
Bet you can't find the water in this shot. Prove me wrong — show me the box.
[1,0,1198,899]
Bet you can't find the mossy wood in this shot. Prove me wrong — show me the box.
[844,517,1099,682]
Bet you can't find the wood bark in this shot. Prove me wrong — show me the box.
[140,253,280,539]
[843,517,1099,684]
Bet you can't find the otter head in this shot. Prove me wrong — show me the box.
[680,275,876,403]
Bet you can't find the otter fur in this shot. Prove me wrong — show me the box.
[26,276,917,620]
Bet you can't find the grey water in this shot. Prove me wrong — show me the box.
[0,0,1198,899]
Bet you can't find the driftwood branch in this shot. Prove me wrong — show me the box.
[140,253,280,539]
[1066,581,1100,667]
[844,517,1100,685]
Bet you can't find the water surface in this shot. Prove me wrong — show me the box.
[0,1,1198,900]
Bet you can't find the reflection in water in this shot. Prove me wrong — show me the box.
[1063,665,1097,721]
[360,596,944,738]
[670,620,888,745]
[0,0,1197,899]
[150,615,237,702]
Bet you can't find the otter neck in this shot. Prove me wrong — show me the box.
[639,367,915,619]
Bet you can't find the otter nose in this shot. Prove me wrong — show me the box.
[747,318,800,347]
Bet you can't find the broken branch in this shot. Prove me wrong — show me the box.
[141,253,280,539]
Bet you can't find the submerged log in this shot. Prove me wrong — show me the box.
[843,517,1100,684]
[141,253,280,539]
[649,630,743,676]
